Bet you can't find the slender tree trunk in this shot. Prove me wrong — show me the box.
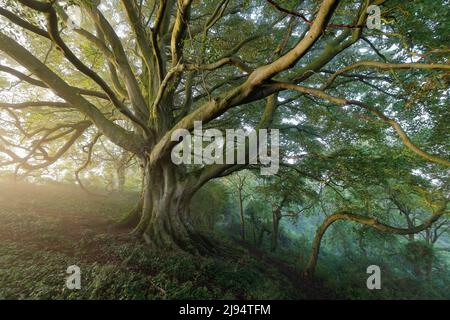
[271,214,281,252]
[238,189,245,241]
[249,212,258,245]
[116,165,126,192]
[256,227,267,248]
[271,205,282,252]
[114,149,129,192]
[252,223,257,245]
[405,214,415,242]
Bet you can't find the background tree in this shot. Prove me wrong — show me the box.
[226,171,254,241]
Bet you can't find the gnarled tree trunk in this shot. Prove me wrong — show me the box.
[119,159,216,254]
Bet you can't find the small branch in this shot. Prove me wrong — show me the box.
[324,61,450,89]
[75,133,106,197]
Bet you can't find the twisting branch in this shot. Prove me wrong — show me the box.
[305,207,448,278]
[120,0,154,72]
[17,121,91,172]
[75,133,106,197]
[290,0,369,83]
[150,0,170,83]
[249,0,340,85]
[14,0,152,135]
[200,0,230,62]
[146,0,343,168]
[0,31,145,154]
[269,81,450,167]
[0,64,109,100]
[323,61,450,89]
[84,4,150,123]
[171,0,194,67]
[266,0,312,26]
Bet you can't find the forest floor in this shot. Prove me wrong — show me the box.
[0,180,335,300]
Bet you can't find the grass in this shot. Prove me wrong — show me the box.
[0,180,317,300]
[2,180,447,300]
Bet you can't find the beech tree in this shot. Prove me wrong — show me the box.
[0,0,449,253]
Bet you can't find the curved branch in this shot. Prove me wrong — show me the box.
[15,0,150,134]
[170,0,193,67]
[184,57,253,74]
[84,4,150,122]
[149,0,171,83]
[305,208,448,278]
[19,122,91,171]
[120,0,154,72]
[325,61,450,88]
[0,64,109,100]
[75,133,106,197]
[269,82,450,167]
[0,101,71,109]
[248,0,340,85]
[0,31,144,154]
[0,7,49,38]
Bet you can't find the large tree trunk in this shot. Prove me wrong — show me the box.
[119,159,216,254]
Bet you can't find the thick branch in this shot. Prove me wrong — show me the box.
[0,31,144,154]
[0,101,71,109]
[0,64,109,100]
[248,0,340,85]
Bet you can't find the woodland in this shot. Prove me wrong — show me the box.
[0,0,449,299]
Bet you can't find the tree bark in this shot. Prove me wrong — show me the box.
[122,160,217,254]
[116,166,126,192]
[405,215,415,242]
[271,209,281,252]
[238,188,246,241]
